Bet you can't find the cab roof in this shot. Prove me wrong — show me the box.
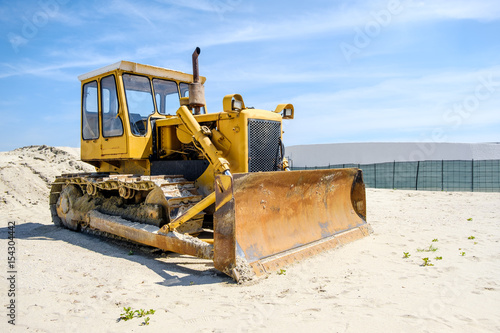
[78,60,206,84]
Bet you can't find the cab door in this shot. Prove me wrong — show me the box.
[81,80,101,160]
[100,74,127,155]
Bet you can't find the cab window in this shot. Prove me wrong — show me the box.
[82,81,99,140]
[101,75,123,137]
[123,74,155,136]
[153,79,179,115]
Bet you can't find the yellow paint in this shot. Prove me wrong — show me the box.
[79,61,291,188]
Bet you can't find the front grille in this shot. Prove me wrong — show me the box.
[248,119,282,172]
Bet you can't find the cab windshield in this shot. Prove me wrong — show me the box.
[122,74,204,136]
[122,74,155,136]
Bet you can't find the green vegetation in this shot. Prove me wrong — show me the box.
[407,234,476,267]
[277,268,286,275]
[421,257,434,266]
[417,244,438,252]
[119,307,156,326]
[120,307,135,321]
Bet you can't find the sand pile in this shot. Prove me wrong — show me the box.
[0,146,499,332]
[0,145,94,221]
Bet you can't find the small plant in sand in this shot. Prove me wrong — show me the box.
[417,244,438,252]
[467,218,473,221]
[120,307,135,321]
[468,235,475,240]
[137,309,152,317]
[460,252,466,256]
[432,239,438,242]
[119,307,156,325]
[277,268,286,275]
[403,252,411,259]
[421,257,433,266]
[434,256,442,260]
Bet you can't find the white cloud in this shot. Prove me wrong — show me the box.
[1,0,499,150]
[152,0,244,14]
[282,66,500,144]
[0,54,125,80]
[153,0,499,54]
[409,0,500,21]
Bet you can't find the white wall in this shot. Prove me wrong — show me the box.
[285,142,500,167]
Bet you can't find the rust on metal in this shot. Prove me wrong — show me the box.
[88,210,214,260]
[213,168,369,278]
[160,191,216,233]
[51,168,369,282]
[213,174,237,278]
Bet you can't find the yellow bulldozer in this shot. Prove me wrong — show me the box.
[50,48,371,281]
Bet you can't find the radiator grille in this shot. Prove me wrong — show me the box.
[248,119,282,172]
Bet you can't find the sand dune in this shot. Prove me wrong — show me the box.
[1,146,499,332]
[0,146,93,222]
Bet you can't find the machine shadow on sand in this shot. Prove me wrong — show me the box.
[1,222,231,287]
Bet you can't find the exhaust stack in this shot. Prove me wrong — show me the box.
[189,47,205,115]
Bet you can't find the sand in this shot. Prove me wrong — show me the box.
[1,146,499,332]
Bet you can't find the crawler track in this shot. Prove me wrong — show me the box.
[50,173,206,234]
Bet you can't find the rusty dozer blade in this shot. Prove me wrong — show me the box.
[213,168,371,281]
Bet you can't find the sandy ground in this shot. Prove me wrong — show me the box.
[1,146,499,332]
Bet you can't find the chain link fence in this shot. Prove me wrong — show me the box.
[292,160,500,192]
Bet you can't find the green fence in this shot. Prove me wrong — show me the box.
[292,160,500,192]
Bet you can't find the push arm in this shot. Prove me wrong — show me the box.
[176,106,232,176]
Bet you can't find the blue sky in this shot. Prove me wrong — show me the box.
[1,0,499,151]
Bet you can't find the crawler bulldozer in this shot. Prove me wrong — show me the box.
[50,48,371,281]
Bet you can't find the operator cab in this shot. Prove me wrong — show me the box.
[79,61,206,166]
